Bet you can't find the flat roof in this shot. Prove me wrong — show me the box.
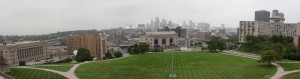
[0,41,40,46]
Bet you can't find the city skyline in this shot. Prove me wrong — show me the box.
[1,0,300,35]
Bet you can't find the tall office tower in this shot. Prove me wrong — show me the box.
[161,19,167,27]
[197,22,210,31]
[150,20,154,31]
[168,21,173,26]
[272,10,279,17]
[192,22,196,28]
[255,10,270,22]
[189,20,193,27]
[138,24,146,29]
[182,21,187,27]
[278,12,284,18]
[154,17,160,29]
[270,10,285,24]
[66,33,107,59]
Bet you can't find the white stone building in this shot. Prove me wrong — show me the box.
[0,41,48,66]
[145,31,179,48]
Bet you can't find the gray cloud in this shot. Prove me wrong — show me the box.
[1,0,300,35]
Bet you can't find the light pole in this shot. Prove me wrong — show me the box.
[169,50,176,78]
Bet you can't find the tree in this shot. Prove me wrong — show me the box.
[132,43,150,54]
[207,36,226,52]
[217,39,226,51]
[132,44,140,54]
[139,42,150,54]
[75,48,93,62]
[114,51,123,58]
[259,50,281,66]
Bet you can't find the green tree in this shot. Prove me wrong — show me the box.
[132,44,140,54]
[259,50,281,66]
[114,51,123,58]
[139,42,150,54]
[132,43,150,54]
[75,48,93,62]
[207,36,226,52]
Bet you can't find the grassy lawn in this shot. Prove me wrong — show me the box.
[76,51,276,79]
[7,68,67,79]
[41,62,79,65]
[281,72,300,79]
[33,65,74,72]
[278,63,300,71]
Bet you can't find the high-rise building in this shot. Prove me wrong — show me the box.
[161,19,167,27]
[168,21,173,27]
[138,24,146,29]
[66,33,107,59]
[154,17,160,29]
[239,10,300,42]
[189,20,193,27]
[197,22,210,31]
[255,10,270,22]
[182,21,187,27]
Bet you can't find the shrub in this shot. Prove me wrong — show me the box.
[114,51,123,58]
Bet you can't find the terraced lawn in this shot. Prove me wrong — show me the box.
[278,63,300,71]
[33,65,74,72]
[76,51,276,79]
[281,72,300,79]
[7,68,67,79]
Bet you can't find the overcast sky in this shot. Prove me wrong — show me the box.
[1,0,300,35]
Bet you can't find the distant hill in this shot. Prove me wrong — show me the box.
[0,29,100,43]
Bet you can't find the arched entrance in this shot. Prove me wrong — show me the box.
[169,39,173,46]
[162,39,166,45]
[154,39,158,45]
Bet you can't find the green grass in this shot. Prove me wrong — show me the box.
[33,65,74,72]
[75,51,276,79]
[7,68,67,79]
[278,63,300,71]
[281,72,300,79]
[41,62,79,65]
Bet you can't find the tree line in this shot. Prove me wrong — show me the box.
[240,35,300,61]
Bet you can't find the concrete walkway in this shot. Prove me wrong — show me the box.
[223,50,300,79]
[14,61,93,79]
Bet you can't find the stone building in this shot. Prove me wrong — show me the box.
[145,31,179,48]
[46,46,68,59]
[157,26,187,38]
[239,10,300,42]
[0,41,48,66]
[197,31,211,41]
[66,33,107,59]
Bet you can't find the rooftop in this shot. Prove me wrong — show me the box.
[0,41,40,46]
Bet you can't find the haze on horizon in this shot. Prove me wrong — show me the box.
[1,0,300,35]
